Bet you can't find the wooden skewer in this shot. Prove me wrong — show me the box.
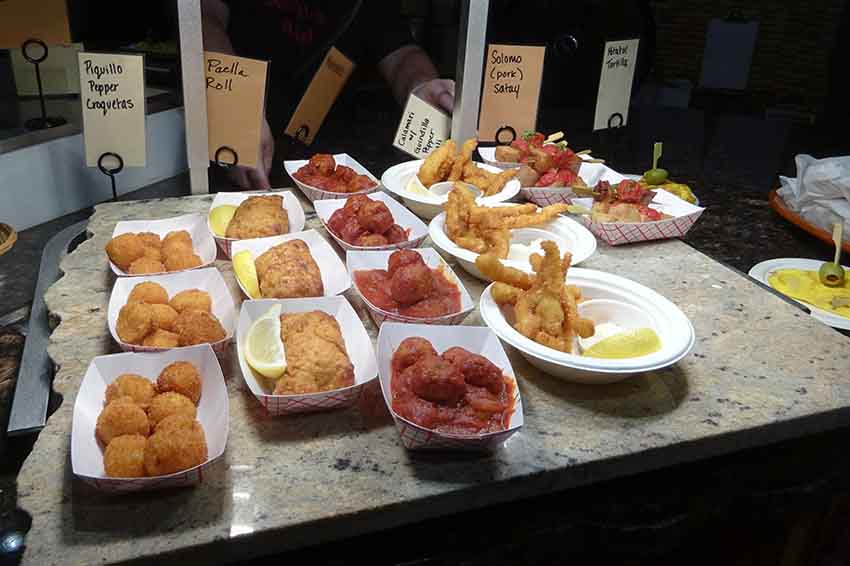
[833,223,843,265]
[576,149,593,155]
[585,158,606,164]
[545,131,564,144]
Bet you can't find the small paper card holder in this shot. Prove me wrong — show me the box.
[21,38,67,130]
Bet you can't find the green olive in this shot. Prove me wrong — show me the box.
[819,262,846,287]
[643,168,669,185]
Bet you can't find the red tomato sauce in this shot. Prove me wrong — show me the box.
[354,267,461,318]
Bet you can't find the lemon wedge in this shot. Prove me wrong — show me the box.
[245,304,286,379]
[209,205,237,237]
[233,250,261,299]
[582,328,662,359]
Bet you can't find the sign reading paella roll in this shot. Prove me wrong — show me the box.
[393,93,452,158]
[593,38,640,131]
[478,44,546,143]
[0,0,71,49]
[78,52,146,167]
[204,51,269,169]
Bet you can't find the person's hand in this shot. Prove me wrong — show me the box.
[227,117,274,189]
[412,79,455,114]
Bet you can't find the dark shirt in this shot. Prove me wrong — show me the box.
[223,0,413,130]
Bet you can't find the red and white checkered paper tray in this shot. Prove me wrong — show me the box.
[571,188,705,246]
[229,229,352,300]
[207,190,306,258]
[71,344,229,493]
[236,296,378,415]
[108,267,236,354]
[346,248,474,328]
[376,322,523,451]
[108,213,218,276]
[283,153,381,203]
[518,162,624,208]
[313,191,429,252]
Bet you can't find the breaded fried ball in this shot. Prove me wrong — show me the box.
[157,361,202,404]
[154,413,197,434]
[164,250,203,272]
[96,399,150,445]
[169,289,212,313]
[149,303,178,331]
[105,374,156,408]
[142,329,180,348]
[144,417,207,476]
[128,257,166,275]
[137,232,162,249]
[106,233,145,271]
[174,310,227,347]
[127,281,169,305]
[163,230,191,247]
[141,246,162,262]
[148,392,197,427]
[104,434,147,478]
[116,303,153,344]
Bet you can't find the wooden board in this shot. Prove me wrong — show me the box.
[768,189,850,254]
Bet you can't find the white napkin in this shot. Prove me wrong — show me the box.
[778,154,850,242]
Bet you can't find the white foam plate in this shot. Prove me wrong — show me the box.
[229,229,351,299]
[283,153,380,203]
[313,191,428,252]
[71,344,228,493]
[748,258,850,330]
[236,297,378,415]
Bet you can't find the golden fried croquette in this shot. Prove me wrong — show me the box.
[256,240,324,299]
[127,281,169,305]
[157,361,202,404]
[106,233,146,270]
[148,392,197,427]
[142,329,180,348]
[96,399,150,445]
[164,249,203,272]
[141,245,163,261]
[169,289,212,313]
[162,230,191,247]
[116,303,154,344]
[174,309,227,347]
[104,434,147,478]
[105,374,156,408]
[128,257,166,275]
[149,303,178,331]
[225,195,289,239]
[137,232,162,249]
[144,416,208,476]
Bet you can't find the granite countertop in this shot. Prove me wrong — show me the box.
[15,191,850,565]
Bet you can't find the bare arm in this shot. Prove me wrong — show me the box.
[201,0,235,54]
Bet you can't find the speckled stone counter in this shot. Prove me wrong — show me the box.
[16,192,850,565]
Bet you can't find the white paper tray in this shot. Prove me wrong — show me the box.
[283,153,381,203]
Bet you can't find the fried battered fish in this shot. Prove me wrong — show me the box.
[225,195,290,239]
[255,240,324,299]
[273,311,354,395]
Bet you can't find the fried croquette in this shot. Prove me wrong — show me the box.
[128,257,166,275]
[142,246,163,261]
[137,232,162,249]
[154,413,197,434]
[164,249,203,272]
[157,361,202,404]
[142,329,180,348]
[104,434,148,478]
[162,230,191,247]
[127,281,169,305]
[106,233,145,270]
[144,418,207,476]
[169,289,212,313]
[149,303,178,331]
[225,195,289,239]
[174,309,227,346]
[256,240,324,299]
[116,302,154,344]
[105,374,156,408]
[148,392,197,427]
[96,399,150,445]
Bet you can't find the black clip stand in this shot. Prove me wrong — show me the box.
[21,39,67,130]
[214,145,239,169]
[600,112,626,166]
[281,125,310,163]
[98,152,124,201]
[495,125,517,146]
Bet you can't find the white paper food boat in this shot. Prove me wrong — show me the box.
[313,191,429,252]
[207,190,306,258]
[71,344,229,493]
[229,229,351,299]
[236,297,378,415]
[283,153,381,203]
[346,248,474,328]
[377,322,523,451]
[107,267,236,354]
[108,213,217,276]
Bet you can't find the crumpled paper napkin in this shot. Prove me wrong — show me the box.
[778,154,850,242]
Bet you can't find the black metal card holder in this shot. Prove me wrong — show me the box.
[97,152,123,201]
[600,112,627,165]
[495,125,517,146]
[214,145,239,168]
[21,38,67,130]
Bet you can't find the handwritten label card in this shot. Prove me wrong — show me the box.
[393,93,452,158]
[78,53,146,167]
[478,44,546,143]
[204,52,269,168]
[0,0,71,49]
[285,47,354,146]
[593,39,640,131]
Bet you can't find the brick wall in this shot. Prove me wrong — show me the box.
[653,0,845,107]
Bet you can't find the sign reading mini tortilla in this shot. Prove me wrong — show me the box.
[478,44,546,143]
[393,93,451,159]
[593,39,640,131]
[78,53,146,167]
[285,47,354,146]
[0,0,71,49]
[204,52,268,169]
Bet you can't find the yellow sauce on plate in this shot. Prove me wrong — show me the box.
[768,269,850,319]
